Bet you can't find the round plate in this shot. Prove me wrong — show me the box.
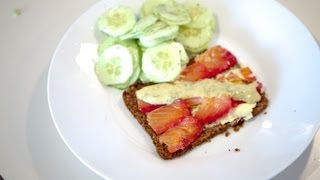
[48,0,320,179]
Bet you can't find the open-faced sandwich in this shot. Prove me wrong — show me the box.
[94,0,268,159]
[123,45,268,159]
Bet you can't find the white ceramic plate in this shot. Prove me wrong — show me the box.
[48,0,320,179]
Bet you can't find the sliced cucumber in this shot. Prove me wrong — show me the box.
[133,15,158,33]
[143,21,167,33]
[97,36,118,55]
[184,2,213,28]
[120,39,141,70]
[171,42,189,68]
[98,5,136,37]
[96,37,141,88]
[185,43,208,54]
[142,42,182,83]
[139,71,151,83]
[119,32,139,41]
[140,0,176,17]
[139,25,179,47]
[113,66,141,89]
[138,41,147,52]
[95,45,134,85]
[120,15,158,40]
[98,37,140,69]
[208,15,216,32]
[176,18,215,54]
[153,4,191,25]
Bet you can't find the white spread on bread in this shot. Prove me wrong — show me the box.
[206,103,256,126]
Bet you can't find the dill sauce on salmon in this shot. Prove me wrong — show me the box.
[136,79,261,105]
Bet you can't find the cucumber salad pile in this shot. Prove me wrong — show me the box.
[95,0,216,89]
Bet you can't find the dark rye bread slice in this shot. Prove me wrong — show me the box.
[123,83,268,160]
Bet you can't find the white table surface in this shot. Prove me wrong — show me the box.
[0,0,319,179]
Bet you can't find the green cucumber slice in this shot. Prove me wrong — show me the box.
[176,18,215,54]
[185,42,209,54]
[153,4,191,25]
[143,21,167,34]
[171,42,189,68]
[121,39,141,70]
[134,15,158,32]
[98,37,140,69]
[112,66,141,89]
[95,45,134,85]
[184,2,213,28]
[139,71,151,83]
[98,5,136,37]
[142,42,182,83]
[140,0,176,17]
[97,36,118,55]
[120,15,158,40]
[139,25,179,47]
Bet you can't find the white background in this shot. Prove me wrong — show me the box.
[0,0,319,179]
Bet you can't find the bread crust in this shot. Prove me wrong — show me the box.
[123,83,268,159]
